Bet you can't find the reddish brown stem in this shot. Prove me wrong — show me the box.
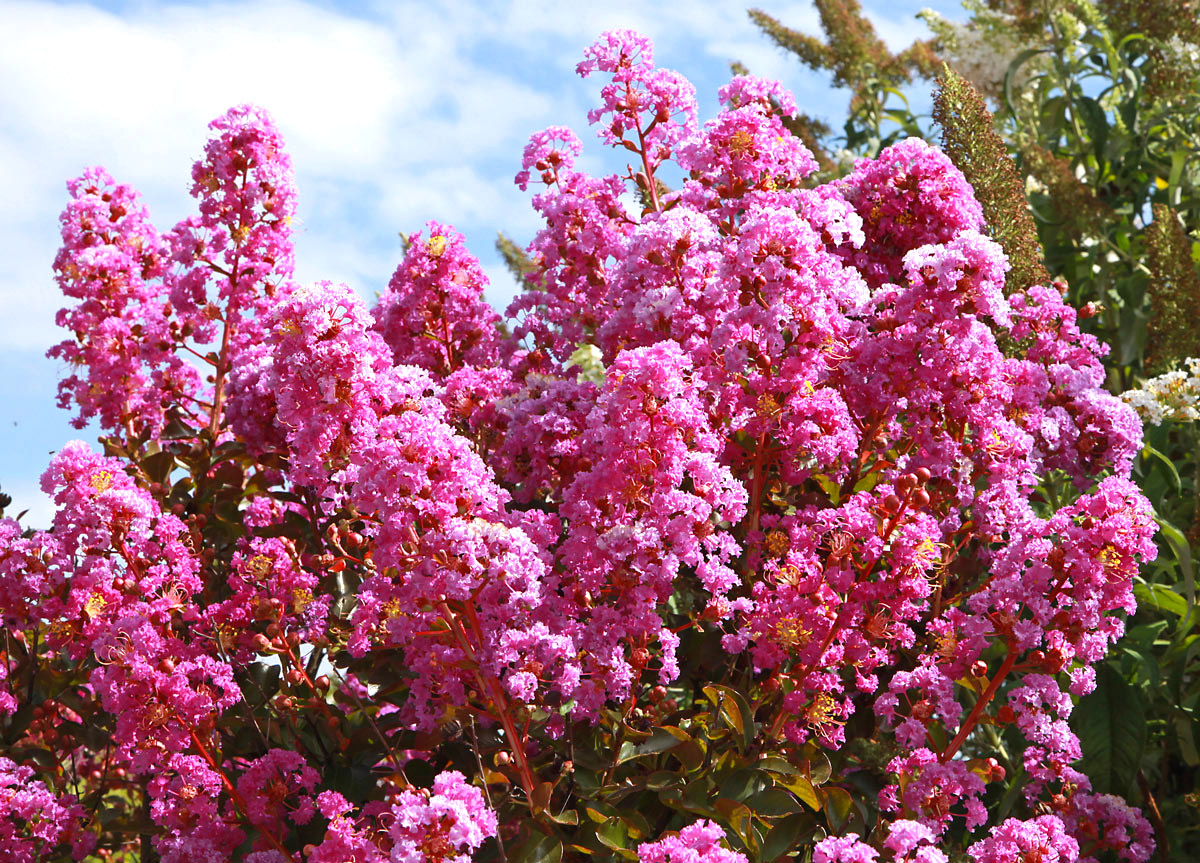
[208,311,234,438]
[941,643,1017,762]
[630,83,662,214]
[439,603,538,801]
[748,432,769,535]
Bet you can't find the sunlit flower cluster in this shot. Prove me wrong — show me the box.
[4,27,1157,863]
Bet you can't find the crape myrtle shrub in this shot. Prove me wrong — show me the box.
[0,29,1157,863]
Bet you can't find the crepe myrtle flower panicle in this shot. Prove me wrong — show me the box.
[516,126,584,190]
[506,166,634,361]
[305,791,387,863]
[813,833,880,863]
[149,754,244,863]
[837,137,984,288]
[718,74,799,116]
[577,29,698,168]
[0,757,94,862]
[49,167,197,441]
[386,771,497,863]
[883,819,948,863]
[967,815,1080,863]
[1060,791,1155,863]
[169,104,297,327]
[637,820,748,863]
[374,221,505,376]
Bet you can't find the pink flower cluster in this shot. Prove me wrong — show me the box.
[7,26,1160,863]
[637,820,747,863]
[0,758,93,862]
[307,770,496,863]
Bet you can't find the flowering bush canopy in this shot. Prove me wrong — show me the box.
[0,28,1158,863]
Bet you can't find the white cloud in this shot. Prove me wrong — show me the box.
[1,478,57,532]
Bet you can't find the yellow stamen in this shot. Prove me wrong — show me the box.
[426,235,448,257]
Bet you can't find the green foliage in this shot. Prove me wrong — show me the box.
[749,2,935,155]
[497,231,539,290]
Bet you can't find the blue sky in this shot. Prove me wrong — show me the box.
[0,0,963,526]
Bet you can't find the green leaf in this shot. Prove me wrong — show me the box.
[703,684,756,750]
[718,768,771,802]
[1072,663,1148,795]
[530,780,555,815]
[760,812,814,862]
[626,726,689,761]
[713,799,756,851]
[1175,715,1200,767]
[549,809,579,826]
[821,786,854,834]
[140,449,177,486]
[1142,444,1182,492]
[1075,95,1109,164]
[1134,583,1188,618]
[772,774,820,810]
[747,787,803,817]
[596,817,629,851]
[1155,516,1196,609]
[851,473,879,494]
[758,756,800,777]
[674,739,706,771]
[512,831,563,863]
[812,473,840,504]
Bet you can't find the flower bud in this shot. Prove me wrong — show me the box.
[252,634,273,653]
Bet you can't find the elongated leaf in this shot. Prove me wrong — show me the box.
[1156,516,1196,609]
[624,726,689,762]
[1134,583,1188,618]
[1072,663,1147,795]
[596,818,628,851]
[748,787,803,816]
[773,774,820,810]
[1075,95,1109,164]
[1142,444,1182,492]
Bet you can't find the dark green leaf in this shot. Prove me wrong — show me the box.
[512,830,563,863]
[1134,583,1188,618]
[760,812,815,862]
[821,786,854,834]
[748,787,803,817]
[596,817,629,851]
[1076,95,1109,164]
[1072,662,1148,795]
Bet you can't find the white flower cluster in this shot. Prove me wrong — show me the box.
[1164,35,1200,67]
[1121,358,1200,424]
[919,7,1030,99]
